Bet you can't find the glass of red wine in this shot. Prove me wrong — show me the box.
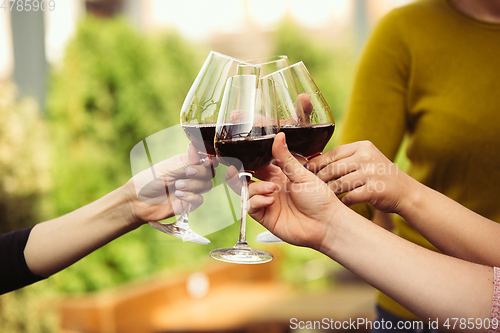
[210,75,278,264]
[257,61,336,244]
[148,51,258,244]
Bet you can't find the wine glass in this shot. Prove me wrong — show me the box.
[148,51,258,244]
[257,61,335,244]
[209,75,278,264]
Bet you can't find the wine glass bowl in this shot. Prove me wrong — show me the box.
[264,61,335,161]
[209,75,278,264]
[181,51,260,156]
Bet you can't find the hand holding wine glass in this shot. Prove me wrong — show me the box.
[128,143,215,223]
[210,75,279,264]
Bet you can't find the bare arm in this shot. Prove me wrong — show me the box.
[402,180,500,267]
[325,204,494,331]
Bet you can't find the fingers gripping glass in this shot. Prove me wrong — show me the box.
[210,75,278,264]
[149,51,259,244]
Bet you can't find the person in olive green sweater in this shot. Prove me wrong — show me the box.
[321,0,500,328]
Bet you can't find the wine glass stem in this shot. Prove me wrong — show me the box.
[236,172,252,249]
[177,202,191,226]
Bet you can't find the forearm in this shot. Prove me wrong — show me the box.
[24,186,139,277]
[400,181,500,267]
[322,207,494,330]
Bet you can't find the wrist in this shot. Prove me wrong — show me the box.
[118,180,146,228]
[120,178,175,227]
[397,174,424,219]
[314,200,351,257]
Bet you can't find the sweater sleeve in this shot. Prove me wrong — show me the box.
[0,226,46,294]
[490,267,500,333]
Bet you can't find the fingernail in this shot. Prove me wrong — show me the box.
[266,183,275,191]
[175,190,185,198]
[175,180,187,190]
[186,167,197,176]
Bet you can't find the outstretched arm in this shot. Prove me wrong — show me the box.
[249,133,495,331]
[24,144,214,278]
[307,141,500,268]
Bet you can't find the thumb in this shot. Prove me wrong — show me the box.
[272,132,313,184]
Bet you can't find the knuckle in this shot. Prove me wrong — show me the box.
[360,140,374,149]
[358,152,373,163]
[325,149,337,165]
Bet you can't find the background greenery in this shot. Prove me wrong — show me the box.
[0,15,356,332]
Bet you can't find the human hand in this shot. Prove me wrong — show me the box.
[122,143,216,226]
[307,141,418,214]
[245,132,343,251]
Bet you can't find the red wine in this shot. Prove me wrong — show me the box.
[280,123,335,159]
[182,123,216,156]
[215,134,276,173]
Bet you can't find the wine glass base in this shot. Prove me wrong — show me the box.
[148,221,210,245]
[209,247,273,264]
[256,231,284,244]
